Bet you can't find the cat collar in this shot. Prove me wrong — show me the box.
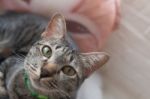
[24,72,49,99]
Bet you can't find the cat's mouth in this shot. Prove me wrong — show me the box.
[40,70,51,79]
[39,67,55,80]
[39,76,54,83]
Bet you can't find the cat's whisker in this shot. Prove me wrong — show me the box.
[16,57,24,61]
[19,54,26,58]
[58,89,71,99]
[12,50,26,58]
[47,82,53,89]
[15,58,24,64]
[48,81,55,88]
[51,82,57,88]
[15,56,25,62]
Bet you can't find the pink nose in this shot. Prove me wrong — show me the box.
[40,64,57,78]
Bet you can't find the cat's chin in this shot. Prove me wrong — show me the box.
[31,80,58,93]
[31,82,70,99]
[30,78,70,98]
[31,78,56,90]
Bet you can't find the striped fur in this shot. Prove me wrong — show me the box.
[0,11,48,58]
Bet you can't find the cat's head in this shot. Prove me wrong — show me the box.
[24,13,109,98]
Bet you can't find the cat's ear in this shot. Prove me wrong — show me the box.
[79,52,109,77]
[42,13,66,38]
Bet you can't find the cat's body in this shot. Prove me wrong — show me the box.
[0,12,48,58]
[0,12,108,99]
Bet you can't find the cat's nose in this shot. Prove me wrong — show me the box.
[40,64,57,78]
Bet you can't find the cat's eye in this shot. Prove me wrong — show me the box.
[61,66,76,76]
[42,45,52,58]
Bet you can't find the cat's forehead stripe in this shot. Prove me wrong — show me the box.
[55,45,61,50]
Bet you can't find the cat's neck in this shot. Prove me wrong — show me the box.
[13,70,49,99]
[14,70,34,99]
[24,72,49,99]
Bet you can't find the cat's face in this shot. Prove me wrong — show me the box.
[25,37,83,98]
[24,13,109,98]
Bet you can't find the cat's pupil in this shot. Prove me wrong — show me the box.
[62,66,76,76]
[42,45,52,58]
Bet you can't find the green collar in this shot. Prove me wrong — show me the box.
[24,72,49,99]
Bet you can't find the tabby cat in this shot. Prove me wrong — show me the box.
[0,13,109,99]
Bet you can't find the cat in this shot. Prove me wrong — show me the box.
[0,12,109,99]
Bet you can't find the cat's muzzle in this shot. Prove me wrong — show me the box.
[40,63,57,80]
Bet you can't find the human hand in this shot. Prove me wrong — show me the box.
[0,0,30,12]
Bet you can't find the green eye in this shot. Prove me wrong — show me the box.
[42,45,52,58]
[61,66,76,76]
